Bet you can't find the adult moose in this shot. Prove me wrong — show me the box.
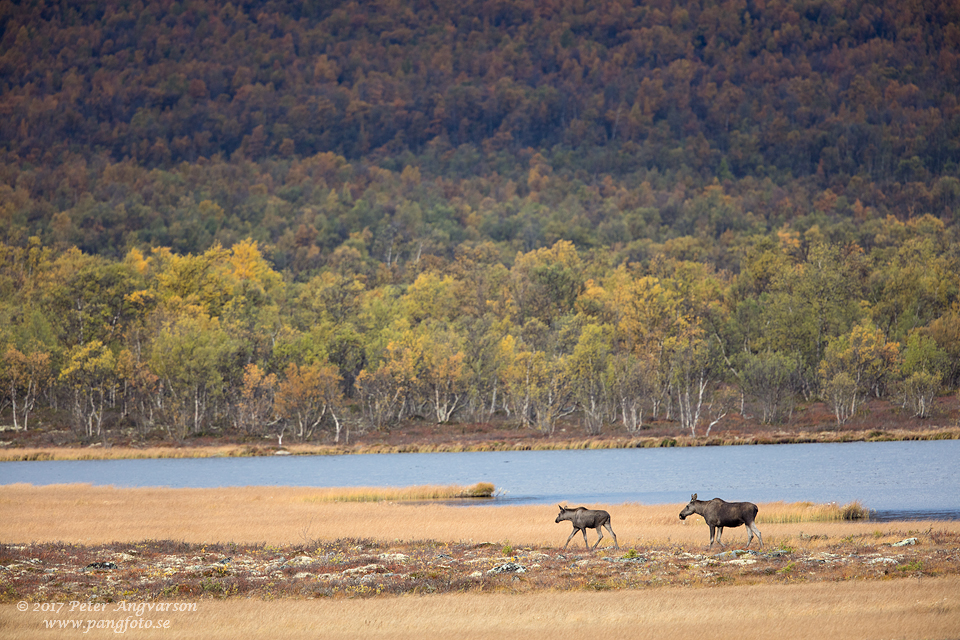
[555,505,619,551]
[679,493,763,549]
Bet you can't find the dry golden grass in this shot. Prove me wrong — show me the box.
[0,446,254,461]
[1,484,957,548]
[2,579,958,640]
[755,500,870,523]
[301,482,495,502]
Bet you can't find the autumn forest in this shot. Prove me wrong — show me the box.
[1,0,960,446]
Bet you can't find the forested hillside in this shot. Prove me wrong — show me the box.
[1,0,959,445]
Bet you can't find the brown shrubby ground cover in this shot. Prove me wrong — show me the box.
[3,529,960,603]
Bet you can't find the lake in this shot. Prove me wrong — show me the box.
[2,440,959,520]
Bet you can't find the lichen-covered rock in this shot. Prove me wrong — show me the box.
[487,562,525,574]
[892,538,918,547]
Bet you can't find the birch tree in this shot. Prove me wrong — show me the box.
[1,346,51,431]
[59,340,116,438]
[419,325,467,423]
[275,362,344,441]
[149,315,237,440]
[569,323,613,435]
[818,321,899,424]
[668,330,722,436]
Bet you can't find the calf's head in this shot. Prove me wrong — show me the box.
[555,505,568,523]
[679,493,699,521]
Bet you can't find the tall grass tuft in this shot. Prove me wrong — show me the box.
[758,500,872,523]
[839,500,871,520]
[301,482,495,504]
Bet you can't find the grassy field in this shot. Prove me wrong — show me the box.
[2,484,959,639]
[0,483,926,545]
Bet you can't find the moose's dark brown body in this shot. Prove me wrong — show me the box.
[679,493,763,548]
[555,505,619,551]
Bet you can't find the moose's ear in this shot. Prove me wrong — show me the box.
[691,493,697,500]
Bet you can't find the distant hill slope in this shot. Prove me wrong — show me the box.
[1,0,959,263]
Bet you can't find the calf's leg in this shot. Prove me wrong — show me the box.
[592,526,603,550]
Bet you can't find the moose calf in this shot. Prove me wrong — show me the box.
[555,505,619,551]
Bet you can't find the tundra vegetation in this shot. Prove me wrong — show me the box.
[2,0,960,454]
[2,485,960,640]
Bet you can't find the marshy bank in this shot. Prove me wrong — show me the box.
[3,425,959,462]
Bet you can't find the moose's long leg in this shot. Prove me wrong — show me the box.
[708,525,717,547]
[581,527,590,550]
[716,526,725,547]
[747,522,763,548]
[563,528,580,550]
[605,522,619,549]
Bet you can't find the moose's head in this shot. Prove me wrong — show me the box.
[679,493,699,520]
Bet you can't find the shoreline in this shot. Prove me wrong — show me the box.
[2,425,959,461]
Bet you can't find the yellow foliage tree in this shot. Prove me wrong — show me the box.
[235,363,277,436]
[1,345,51,431]
[819,321,900,424]
[418,325,467,423]
[58,340,116,438]
[275,362,343,442]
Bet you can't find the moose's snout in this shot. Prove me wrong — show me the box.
[679,513,686,520]
[555,515,562,523]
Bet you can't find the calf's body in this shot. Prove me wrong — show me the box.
[555,505,619,551]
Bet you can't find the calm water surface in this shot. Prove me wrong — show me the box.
[3,440,959,520]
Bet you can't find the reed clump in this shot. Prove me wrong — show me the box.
[758,500,873,523]
[838,500,871,520]
[300,482,495,504]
